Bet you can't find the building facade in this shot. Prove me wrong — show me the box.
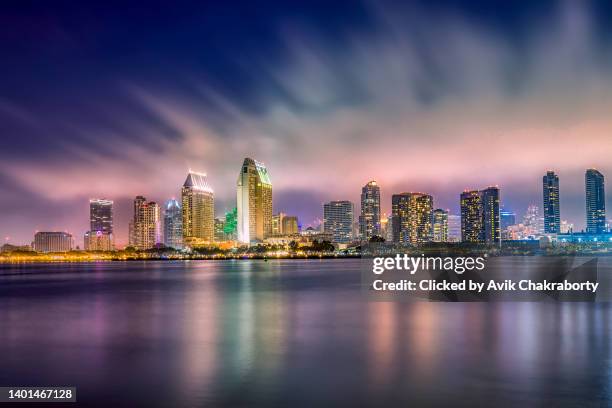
[460,187,500,244]
[586,169,606,234]
[88,198,114,249]
[84,231,113,251]
[542,171,561,233]
[237,158,273,243]
[323,201,354,243]
[182,171,215,246]
[130,196,160,250]
[282,216,299,235]
[391,192,433,244]
[33,232,73,252]
[359,180,381,240]
[433,209,448,242]
[164,199,183,249]
[481,187,500,243]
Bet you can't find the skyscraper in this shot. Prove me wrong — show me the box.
[460,190,483,243]
[481,186,500,243]
[282,216,299,235]
[391,192,433,244]
[323,201,354,243]
[359,181,381,240]
[237,158,273,243]
[272,212,286,236]
[460,187,500,244]
[586,169,606,233]
[164,199,183,249]
[433,209,448,242]
[87,198,114,250]
[182,171,215,246]
[130,196,160,250]
[447,214,461,242]
[500,209,516,231]
[542,171,561,233]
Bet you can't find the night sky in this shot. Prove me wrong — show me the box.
[3,0,612,246]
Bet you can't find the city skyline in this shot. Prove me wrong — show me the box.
[5,1,612,244]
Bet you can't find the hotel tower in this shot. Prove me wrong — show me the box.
[182,171,215,246]
[237,158,273,243]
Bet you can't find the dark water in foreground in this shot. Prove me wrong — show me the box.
[0,259,611,407]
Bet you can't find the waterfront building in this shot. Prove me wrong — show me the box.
[223,208,238,240]
[391,192,433,244]
[282,216,299,235]
[89,198,114,249]
[447,214,461,242]
[586,169,606,233]
[323,201,354,243]
[433,209,449,242]
[33,232,73,252]
[164,199,183,249]
[84,231,113,251]
[237,158,273,243]
[214,218,226,242]
[130,196,160,250]
[272,213,285,236]
[359,181,381,240]
[560,220,573,234]
[542,171,561,233]
[460,187,500,244]
[500,209,516,231]
[182,171,214,246]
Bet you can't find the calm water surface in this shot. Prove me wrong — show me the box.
[0,259,611,407]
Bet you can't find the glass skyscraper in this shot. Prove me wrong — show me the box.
[433,209,448,242]
[460,187,500,244]
[323,201,354,243]
[237,158,273,243]
[359,180,381,240]
[542,171,560,233]
[585,169,606,233]
[164,199,183,249]
[391,192,433,244]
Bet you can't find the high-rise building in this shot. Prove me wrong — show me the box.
[542,171,561,233]
[164,199,183,249]
[33,232,73,252]
[481,187,500,243]
[237,158,273,243]
[130,196,160,250]
[282,216,299,235]
[433,209,448,242]
[359,181,381,240]
[323,201,354,243]
[460,187,500,244]
[460,190,482,243]
[88,198,114,250]
[391,192,433,244]
[182,171,215,246]
[447,214,461,242]
[586,169,606,233]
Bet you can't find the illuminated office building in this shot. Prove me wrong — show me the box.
[237,158,273,243]
[433,209,448,242]
[88,198,114,250]
[359,180,381,240]
[130,196,160,250]
[182,171,215,245]
[542,171,561,233]
[84,231,112,251]
[214,218,226,242]
[323,201,354,243]
[391,192,433,244]
[33,232,73,253]
[282,216,299,235]
[164,199,183,249]
[272,212,286,236]
[586,169,606,233]
[447,214,461,242]
[500,209,516,231]
[460,187,500,244]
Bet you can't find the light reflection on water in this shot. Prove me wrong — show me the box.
[0,259,611,407]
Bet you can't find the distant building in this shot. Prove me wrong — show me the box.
[1,243,32,253]
[282,216,299,235]
[164,199,183,249]
[500,210,516,231]
[33,232,73,252]
[560,220,573,234]
[359,181,381,240]
[237,158,273,243]
[460,187,500,244]
[182,171,214,246]
[447,214,461,242]
[323,201,354,243]
[84,230,113,251]
[223,208,238,240]
[129,196,160,250]
[523,205,543,237]
[586,169,606,233]
[391,192,433,244]
[542,171,561,233]
[214,218,226,242]
[433,209,448,242]
[272,213,285,236]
